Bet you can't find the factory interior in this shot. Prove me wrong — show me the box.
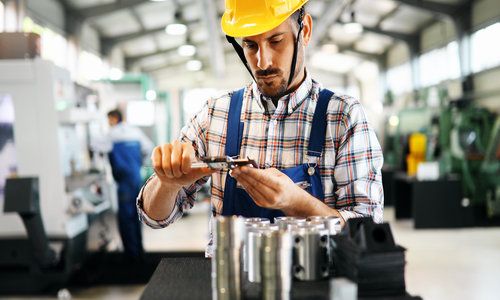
[0,0,500,299]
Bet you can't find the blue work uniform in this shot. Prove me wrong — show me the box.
[107,123,152,257]
[222,88,333,218]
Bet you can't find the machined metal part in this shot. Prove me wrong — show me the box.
[330,278,358,300]
[274,216,306,230]
[243,218,271,273]
[261,230,293,300]
[307,216,342,235]
[212,216,245,300]
[291,226,330,281]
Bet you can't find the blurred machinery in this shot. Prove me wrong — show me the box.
[383,86,500,224]
[0,56,116,292]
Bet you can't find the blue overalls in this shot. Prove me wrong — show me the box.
[221,88,334,219]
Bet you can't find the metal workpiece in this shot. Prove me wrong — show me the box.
[261,230,293,300]
[212,216,245,300]
[243,219,276,273]
[274,216,307,230]
[246,226,279,283]
[291,226,331,281]
[244,217,271,225]
[307,216,342,235]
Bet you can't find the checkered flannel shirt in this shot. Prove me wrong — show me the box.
[137,74,384,256]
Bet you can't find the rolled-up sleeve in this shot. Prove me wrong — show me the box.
[332,98,384,223]
[136,101,211,228]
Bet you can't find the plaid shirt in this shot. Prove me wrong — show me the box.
[137,74,384,256]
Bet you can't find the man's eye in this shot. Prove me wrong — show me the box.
[271,39,282,45]
[244,42,257,49]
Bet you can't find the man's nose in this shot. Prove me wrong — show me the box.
[256,46,272,70]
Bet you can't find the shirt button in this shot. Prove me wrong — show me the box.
[273,120,278,125]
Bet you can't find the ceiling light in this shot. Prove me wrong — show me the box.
[165,23,187,35]
[186,60,202,71]
[150,0,167,2]
[389,115,399,127]
[109,68,123,80]
[321,44,338,54]
[178,45,196,57]
[344,11,363,35]
[145,90,157,101]
[344,22,363,34]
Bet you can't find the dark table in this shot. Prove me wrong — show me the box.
[393,172,474,228]
[141,257,421,300]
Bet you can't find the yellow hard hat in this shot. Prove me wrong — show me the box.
[221,0,308,38]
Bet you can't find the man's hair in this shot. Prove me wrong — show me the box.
[107,109,123,123]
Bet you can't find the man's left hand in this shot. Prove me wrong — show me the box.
[229,166,307,210]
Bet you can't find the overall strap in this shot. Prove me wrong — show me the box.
[225,88,246,157]
[307,89,334,157]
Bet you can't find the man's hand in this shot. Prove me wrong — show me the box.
[151,141,215,189]
[230,166,345,224]
[229,166,306,211]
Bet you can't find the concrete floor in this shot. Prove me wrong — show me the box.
[3,203,500,300]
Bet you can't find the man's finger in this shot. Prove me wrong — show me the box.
[233,172,277,207]
[171,141,183,178]
[151,147,166,178]
[236,166,280,193]
[161,144,173,178]
[181,143,194,175]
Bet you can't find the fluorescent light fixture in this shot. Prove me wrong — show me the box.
[145,90,157,101]
[344,22,363,34]
[165,23,187,35]
[178,44,196,57]
[321,44,338,54]
[109,68,123,80]
[389,115,399,127]
[186,60,202,71]
[150,0,167,2]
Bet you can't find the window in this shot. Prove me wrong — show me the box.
[386,63,413,95]
[23,17,68,68]
[419,41,461,87]
[0,2,4,32]
[471,22,500,73]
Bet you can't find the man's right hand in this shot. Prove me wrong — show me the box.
[151,141,216,188]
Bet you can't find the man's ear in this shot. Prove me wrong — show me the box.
[301,13,313,46]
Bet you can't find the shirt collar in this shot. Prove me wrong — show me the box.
[251,71,314,115]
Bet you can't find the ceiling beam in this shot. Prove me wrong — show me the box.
[201,0,225,78]
[125,45,183,68]
[310,0,355,49]
[76,0,148,20]
[337,20,418,43]
[394,0,469,17]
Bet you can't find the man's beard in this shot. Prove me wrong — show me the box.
[255,67,288,99]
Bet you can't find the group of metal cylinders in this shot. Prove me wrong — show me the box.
[212,215,341,300]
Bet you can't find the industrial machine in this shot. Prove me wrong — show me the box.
[383,84,500,224]
[0,58,116,293]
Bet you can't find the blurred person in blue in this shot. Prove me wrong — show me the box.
[94,109,153,258]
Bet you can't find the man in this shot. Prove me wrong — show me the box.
[137,0,383,256]
[95,109,153,258]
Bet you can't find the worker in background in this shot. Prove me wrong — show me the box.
[94,109,153,258]
[137,0,384,256]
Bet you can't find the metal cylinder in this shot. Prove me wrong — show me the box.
[307,216,342,235]
[291,226,330,281]
[243,218,272,273]
[261,230,293,300]
[274,216,306,230]
[211,216,245,300]
[246,225,279,283]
